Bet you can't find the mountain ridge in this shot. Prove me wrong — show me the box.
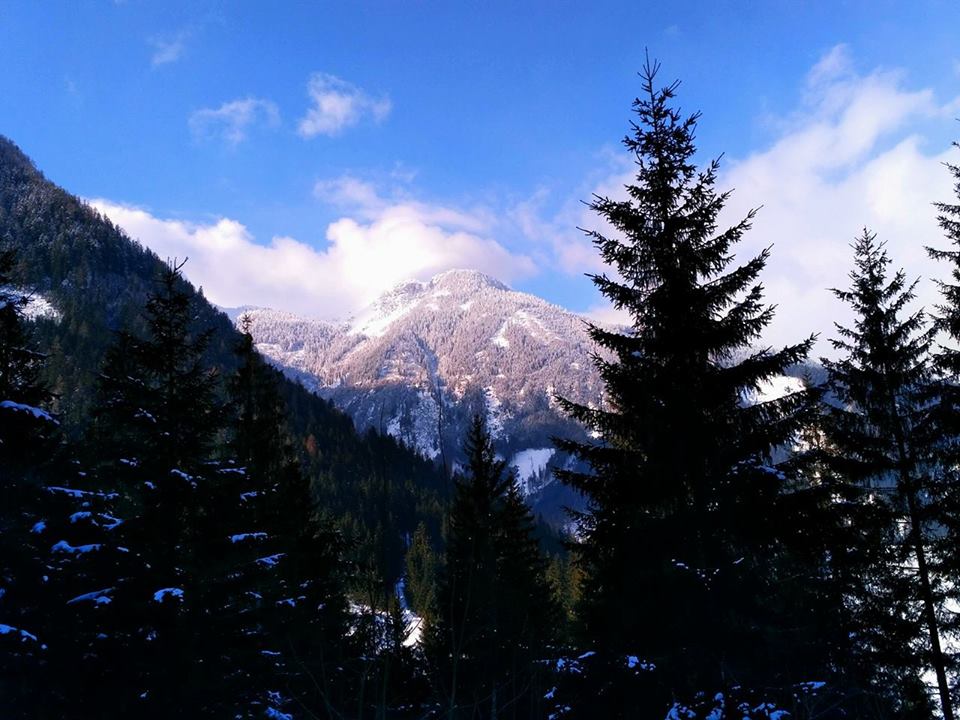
[238,268,606,518]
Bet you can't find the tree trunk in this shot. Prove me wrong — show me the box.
[904,487,954,720]
[892,409,954,720]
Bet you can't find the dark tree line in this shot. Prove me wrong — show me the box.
[0,253,556,718]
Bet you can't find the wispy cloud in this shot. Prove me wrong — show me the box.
[149,29,191,67]
[314,175,493,232]
[188,97,280,146]
[297,73,392,138]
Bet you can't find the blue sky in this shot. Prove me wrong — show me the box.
[1,1,959,351]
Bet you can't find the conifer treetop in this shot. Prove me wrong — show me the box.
[580,58,809,373]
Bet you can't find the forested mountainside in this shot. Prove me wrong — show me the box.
[232,270,817,522]
[232,270,603,519]
[0,135,448,585]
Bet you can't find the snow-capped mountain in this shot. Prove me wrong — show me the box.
[233,270,605,511]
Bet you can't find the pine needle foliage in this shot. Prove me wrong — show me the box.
[823,230,950,720]
[554,58,819,706]
[427,415,557,720]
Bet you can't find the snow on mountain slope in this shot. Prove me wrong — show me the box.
[238,270,603,501]
[1,286,60,322]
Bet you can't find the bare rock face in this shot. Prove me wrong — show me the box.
[233,270,605,513]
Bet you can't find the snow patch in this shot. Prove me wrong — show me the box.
[510,448,555,495]
[0,286,60,322]
[255,553,285,568]
[230,532,268,543]
[395,577,424,648]
[169,469,195,485]
[484,387,507,439]
[492,319,511,348]
[743,375,805,405]
[67,587,113,605]
[350,293,421,338]
[51,540,102,554]
[626,655,655,671]
[0,623,39,643]
[0,400,57,424]
[23,294,60,321]
[153,587,184,603]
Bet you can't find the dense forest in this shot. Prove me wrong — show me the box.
[3,59,960,718]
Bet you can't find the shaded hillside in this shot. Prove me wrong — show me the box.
[0,135,447,584]
[237,271,604,520]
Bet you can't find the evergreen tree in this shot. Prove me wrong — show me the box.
[783,406,914,718]
[0,246,60,711]
[0,246,130,718]
[225,314,351,718]
[544,551,580,642]
[553,59,821,712]
[405,521,438,623]
[824,230,951,719]
[88,259,226,715]
[924,139,960,715]
[927,140,960,382]
[426,415,557,720]
[0,248,56,464]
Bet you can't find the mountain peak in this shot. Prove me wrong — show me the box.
[429,268,509,293]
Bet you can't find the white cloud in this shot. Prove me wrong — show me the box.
[149,30,190,67]
[805,43,853,88]
[584,302,632,327]
[542,47,960,355]
[297,73,392,138]
[718,46,959,355]
[88,192,536,319]
[189,98,280,146]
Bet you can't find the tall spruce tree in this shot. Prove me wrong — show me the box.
[824,230,951,719]
[785,404,916,718]
[927,140,960,381]
[224,315,352,718]
[553,60,821,711]
[925,139,960,716]
[427,415,557,720]
[89,259,226,715]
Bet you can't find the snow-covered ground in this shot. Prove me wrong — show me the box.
[744,375,806,404]
[1,286,60,322]
[511,448,555,495]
